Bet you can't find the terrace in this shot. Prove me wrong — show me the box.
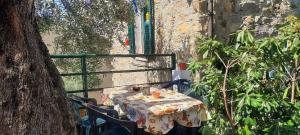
[1,0,299,135]
[51,53,208,135]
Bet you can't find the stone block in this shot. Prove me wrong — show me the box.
[224,0,235,13]
[262,6,273,16]
[261,17,272,24]
[178,23,190,33]
[239,1,260,14]
[199,0,207,13]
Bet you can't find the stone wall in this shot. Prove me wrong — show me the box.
[154,0,300,62]
[214,0,300,39]
[110,0,300,86]
[154,0,208,63]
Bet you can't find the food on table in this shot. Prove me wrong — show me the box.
[164,107,177,113]
[136,95,145,100]
[152,90,161,99]
[152,110,164,115]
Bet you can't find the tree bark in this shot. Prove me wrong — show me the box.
[222,66,236,134]
[291,59,298,104]
[0,1,76,135]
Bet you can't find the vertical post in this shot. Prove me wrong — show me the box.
[171,53,176,70]
[148,0,152,54]
[128,23,136,54]
[170,53,177,83]
[150,0,155,54]
[81,55,88,98]
[208,0,214,38]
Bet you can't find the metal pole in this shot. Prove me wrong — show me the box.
[171,53,176,70]
[208,0,214,38]
[50,53,175,58]
[81,55,88,98]
[151,0,155,54]
[170,53,176,83]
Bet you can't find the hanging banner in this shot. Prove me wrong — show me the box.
[132,0,147,14]
[132,0,139,13]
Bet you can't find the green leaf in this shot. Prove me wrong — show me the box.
[250,98,262,108]
[240,30,245,42]
[245,117,257,126]
[203,50,209,58]
[293,37,300,46]
[243,125,253,135]
[283,87,290,99]
[293,53,299,60]
[236,31,243,42]
[286,120,294,126]
[241,52,247,59]
[235,43,241,49]
[237,97,245,113]
[259,39,269,49]
[266,103,271,112]
[246,30,254,43]
[199,125,217,135]
[246,96,250,105]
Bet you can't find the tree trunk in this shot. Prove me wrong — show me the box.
[0,1,76,135]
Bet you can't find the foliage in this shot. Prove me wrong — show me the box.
[36,0,133,54]
[189,16,300,135]
[35,0,134,90]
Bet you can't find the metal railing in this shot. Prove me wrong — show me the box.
[50,53,176,98]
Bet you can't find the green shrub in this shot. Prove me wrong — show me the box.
[189,16,300,135]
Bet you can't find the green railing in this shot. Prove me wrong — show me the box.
[50,53,176,98]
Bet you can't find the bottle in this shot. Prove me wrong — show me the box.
[173,85,178,92]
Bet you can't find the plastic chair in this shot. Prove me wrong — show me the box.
[69,96,114,135]
[86,104,138,135]
[161,79,200,99]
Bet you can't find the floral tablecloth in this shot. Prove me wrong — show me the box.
[99,87,210,135]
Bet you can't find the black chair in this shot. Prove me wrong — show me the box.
[86,104,138,135]
[169,122,202,135]
[161,79,199,99]
[161,79,191,91]
[69,94,114,109]
[69,96,88,135]
[69,95,117,135]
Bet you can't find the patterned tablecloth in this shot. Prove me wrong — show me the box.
[100,87,210,135]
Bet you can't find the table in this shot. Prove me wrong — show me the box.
[99,87,210,135]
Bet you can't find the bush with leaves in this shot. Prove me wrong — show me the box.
[189,16,300,135]
[36,0,134,91]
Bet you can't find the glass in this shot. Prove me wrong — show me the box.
[142,87,150,95]
[152,90,161,98]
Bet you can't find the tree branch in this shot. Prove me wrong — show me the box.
[291,59,298,103]
[229,58,239,67]
[214,52,226,67]
[222,66,237,134]
[282,64,293,79]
